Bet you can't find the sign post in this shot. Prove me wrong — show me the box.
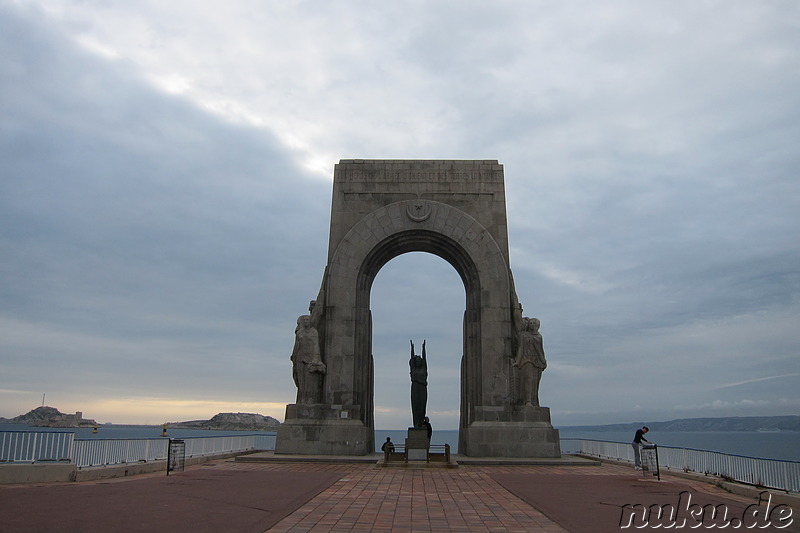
[641,444,660,480]
[167,439,185,475]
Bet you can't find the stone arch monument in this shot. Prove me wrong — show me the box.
[275,160,561,457]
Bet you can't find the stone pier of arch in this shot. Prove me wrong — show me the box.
[275,160,561,458]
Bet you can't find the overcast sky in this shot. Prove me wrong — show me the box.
[2,1,798,429]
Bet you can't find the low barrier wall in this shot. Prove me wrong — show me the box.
[0,463,77,484]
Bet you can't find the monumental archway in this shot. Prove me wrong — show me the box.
[275,160,560,457]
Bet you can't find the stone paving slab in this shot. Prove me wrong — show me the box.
[237,452,379,464]
[265,462,565,532]
[238,451,600,467]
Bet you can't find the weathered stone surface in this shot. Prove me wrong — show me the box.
[462,425,561,457]
[275,418,370,455]
[275,160,561,457]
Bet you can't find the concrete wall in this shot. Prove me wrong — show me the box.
[0,450,258,484]
[0,463,77,484]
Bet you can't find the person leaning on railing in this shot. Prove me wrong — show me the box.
[632,426,652,470]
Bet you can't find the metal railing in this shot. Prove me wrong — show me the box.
[252,433,277,451]
[429,443,451,463]
[0,431,74,463]
[72,438,168,468]
[562,438,800,493]
[1,431,277,468]
[183,434,271,458]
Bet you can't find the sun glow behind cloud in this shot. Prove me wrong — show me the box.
[80,398,288,425]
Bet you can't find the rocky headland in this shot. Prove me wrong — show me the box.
[560,415,800,432]
[0,406,98,428]
[169,412,281,431]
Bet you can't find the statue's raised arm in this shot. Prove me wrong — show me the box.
[508,290,525,363]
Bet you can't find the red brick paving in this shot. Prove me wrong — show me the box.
[0,460,796,532]
[0,463,341,533]
[492,470,799,532]
[261,462,796,532]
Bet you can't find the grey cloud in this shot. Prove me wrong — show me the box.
[1,1,798,428]
[1,6,325,408]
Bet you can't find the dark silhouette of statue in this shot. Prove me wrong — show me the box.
[409,340,428,428]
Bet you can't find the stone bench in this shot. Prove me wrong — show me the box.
[381,444,452,464]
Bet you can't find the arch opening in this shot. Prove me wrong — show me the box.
[370,252,464,437]
[354,230,484,452]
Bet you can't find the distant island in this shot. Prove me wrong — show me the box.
[169,412,281,431]
[559,415,800,432]
[0,406,98,428]
[0,407,281,431]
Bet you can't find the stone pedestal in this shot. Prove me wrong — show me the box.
[405,428,430,461]
[460,405,561,457]
[275,403,371,455]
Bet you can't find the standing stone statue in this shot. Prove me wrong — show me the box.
[513,315,547,406]
[291,299,326,404]
[409,340,428,428]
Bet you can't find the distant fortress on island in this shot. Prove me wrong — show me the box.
[0,406,98,428]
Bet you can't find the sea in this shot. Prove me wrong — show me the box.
[2,424,798,461]
[556,429,800,462]
[374,428,800,461]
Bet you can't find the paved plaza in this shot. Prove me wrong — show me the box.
[1,455,796,532]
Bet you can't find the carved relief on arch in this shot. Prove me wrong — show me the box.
[328,200,508,279]
[406,199,432,222]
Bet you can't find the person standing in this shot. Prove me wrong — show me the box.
[632,426,652,469]
[423,416,432,440]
